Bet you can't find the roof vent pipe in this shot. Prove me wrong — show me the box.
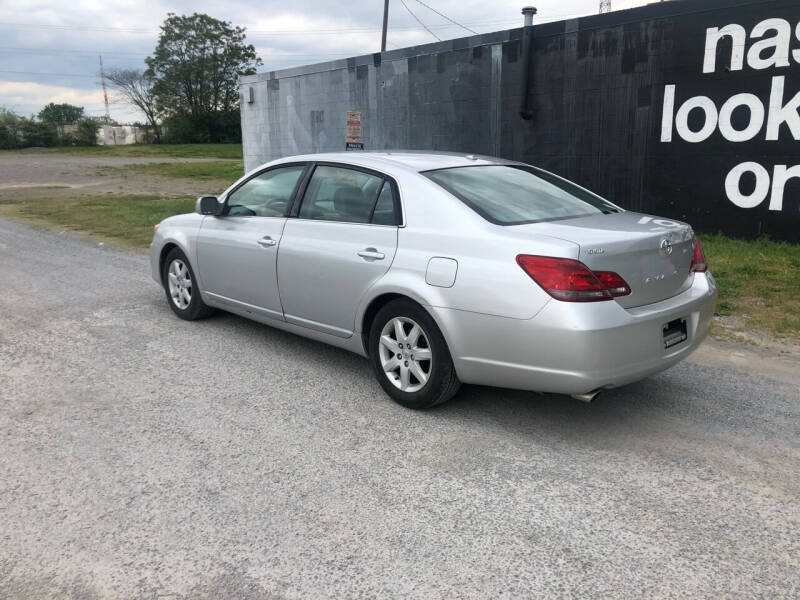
[519,6,537,120]
[522,5,536,26]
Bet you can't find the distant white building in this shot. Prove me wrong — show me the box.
[97,125,146,146]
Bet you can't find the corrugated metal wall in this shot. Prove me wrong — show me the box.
[240,0,800,241]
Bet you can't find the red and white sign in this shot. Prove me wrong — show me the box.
[345,110,363,150]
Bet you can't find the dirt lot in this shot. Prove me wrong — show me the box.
[0,151,237,201]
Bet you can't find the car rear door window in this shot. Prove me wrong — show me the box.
[297,165,388,224]
[424,165,621,225]
[225,165,305,217]
[371,181,397,225]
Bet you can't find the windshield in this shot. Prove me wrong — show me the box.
[423,165,621,225]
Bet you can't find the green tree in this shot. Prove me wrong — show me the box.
[38,102,84,126]
[74,119,99,146]
[145,12,261,142]
[21,119,58,147]
[0,107,24,149]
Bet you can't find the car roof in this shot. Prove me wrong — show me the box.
[272,151,524,173]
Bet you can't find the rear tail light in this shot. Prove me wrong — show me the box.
[516,255,631,302]
[593,270,632,297]
[690,235,707,273]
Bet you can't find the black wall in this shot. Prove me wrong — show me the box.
[512,0,800,240]
[241,0,800,241]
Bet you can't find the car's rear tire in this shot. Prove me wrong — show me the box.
[162,247,215,321]
[368,299,460,409]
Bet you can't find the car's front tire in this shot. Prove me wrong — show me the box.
[368,299,460,409]
[162,247,215,321]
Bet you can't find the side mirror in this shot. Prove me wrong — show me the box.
[196,196,222,216]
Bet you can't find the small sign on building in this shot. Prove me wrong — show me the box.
[345,110,364,150]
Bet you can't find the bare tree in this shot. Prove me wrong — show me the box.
[105,69,161,143]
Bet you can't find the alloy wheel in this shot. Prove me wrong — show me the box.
[378,316,433,392]
[167,258,192,310]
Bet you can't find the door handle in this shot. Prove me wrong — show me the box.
[257,236,278,248]
[357,248,385,261]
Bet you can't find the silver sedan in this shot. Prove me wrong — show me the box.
[150,152,718,408]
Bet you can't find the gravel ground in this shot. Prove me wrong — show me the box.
[1,217,798,599]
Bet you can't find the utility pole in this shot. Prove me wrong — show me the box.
[599,0,611,13]
[99,54,110,122]
[381,0,389,52]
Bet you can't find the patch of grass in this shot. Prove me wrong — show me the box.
[2,194,195,249]
[99,160,244,182]
[1,191,796,341]
[700,234,800,339]
[3,143,243,159]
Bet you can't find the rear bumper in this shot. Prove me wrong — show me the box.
[432,272,718,395]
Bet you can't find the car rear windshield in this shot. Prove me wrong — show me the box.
[423,165,620,225]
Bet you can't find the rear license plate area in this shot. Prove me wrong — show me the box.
[663,318,687,349]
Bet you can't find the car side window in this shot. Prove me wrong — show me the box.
[297,165,386,224]
[225,165,305,217]
[371,181,398,225]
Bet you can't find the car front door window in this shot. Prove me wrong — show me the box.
[225,165,305,217]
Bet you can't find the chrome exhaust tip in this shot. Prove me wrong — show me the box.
[571,389,603,403]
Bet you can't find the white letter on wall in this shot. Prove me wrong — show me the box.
[725,162,771,208]
[703,24,746,73]
[718,93,765,142]
[747,18,792,70]
[794,22,800,64]
[766,76,800,141]
[675,96,718,143]
[770,165,800,211]
[661,85,675,142]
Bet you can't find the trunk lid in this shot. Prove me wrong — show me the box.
[516,212,695,308]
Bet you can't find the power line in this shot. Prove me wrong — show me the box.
[0,10,606,37]
[0,9,605,84]
[412,0,478,35]
[0,47,148,58]
[0,54,372,80]
[0,18,521,35]
[398,0,441,41]
[0,69,98,78]
[0,46,365,59]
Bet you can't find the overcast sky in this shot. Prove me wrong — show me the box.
[0,0,652,122]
